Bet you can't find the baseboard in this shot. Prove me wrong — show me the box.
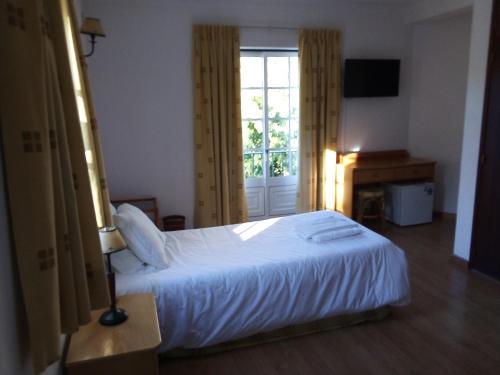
[433,211,457,220]
[450,255,469,270]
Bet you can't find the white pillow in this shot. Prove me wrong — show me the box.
[111,249,157,274]
[114,203,170,269]
[110,203,117,216]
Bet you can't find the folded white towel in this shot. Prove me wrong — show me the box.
[311,217,340,226]
[296,218,358,240]
[311,226,362,243]
[311,212,338,224]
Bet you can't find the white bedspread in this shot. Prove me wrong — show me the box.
[116,211,410,352]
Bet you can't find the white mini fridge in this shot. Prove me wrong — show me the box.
[383,182,435,226]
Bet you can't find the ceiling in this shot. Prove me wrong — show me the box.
[187,0,421,4]
[351,0,418,3]
[352,0,418,2]
[185,0,422,8]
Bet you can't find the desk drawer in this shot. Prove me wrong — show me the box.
[354,164,435,184]
[354,168,396,184]
[395,165,435,180]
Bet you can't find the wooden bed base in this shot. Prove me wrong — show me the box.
[161,306,391,358]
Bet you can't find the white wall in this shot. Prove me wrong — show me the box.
[81,0,413,227]
[405,0,473,23]
[454,0,493,260]
[408,11,472,214]
[406,0,493,260]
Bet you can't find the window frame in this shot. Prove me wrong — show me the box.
[240,49,299,183]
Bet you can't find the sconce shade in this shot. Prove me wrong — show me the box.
[80,17,106,37]
[99,227,126,254]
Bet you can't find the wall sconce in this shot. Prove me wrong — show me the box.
[80,17,105,57]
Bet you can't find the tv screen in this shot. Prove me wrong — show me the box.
[344,59,400,98]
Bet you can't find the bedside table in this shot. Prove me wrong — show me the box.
[66,293,161,375]
[163,215,186,231]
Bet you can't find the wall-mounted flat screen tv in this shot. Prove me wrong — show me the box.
[343,59,400,98]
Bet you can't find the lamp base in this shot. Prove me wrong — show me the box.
[99,307,128,326]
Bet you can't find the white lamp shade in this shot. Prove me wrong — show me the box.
[99,227,126,254]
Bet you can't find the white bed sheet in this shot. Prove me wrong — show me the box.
[116,211,410,352]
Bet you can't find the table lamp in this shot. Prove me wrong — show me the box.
[98,226,128,326]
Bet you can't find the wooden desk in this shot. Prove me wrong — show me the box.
[336,150,436,218]
[66,293,161,375]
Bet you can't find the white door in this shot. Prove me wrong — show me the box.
[240,51,299,219]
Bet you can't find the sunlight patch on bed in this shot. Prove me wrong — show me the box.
[233,218,281,241]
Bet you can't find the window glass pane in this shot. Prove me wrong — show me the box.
[243,120,263,150]
[242,89,263,119]
[269,117,289,149]
[269,151,289,177]
[291,151,298,175]
[268,89,289,118]
[240,52,299,183]
[267,57,289,87]
[290,118,299,148]
[241,57,263,88]
[244,153,263,178]
[290,88,299,118]
[290,57,299,87]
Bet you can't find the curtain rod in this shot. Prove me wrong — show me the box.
[239,25,301,31]
[240,48,299,52]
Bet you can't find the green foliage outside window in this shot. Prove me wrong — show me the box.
[245,120,263,150]
[270,152,289,177]
[244,153,263,178]
[268,113,288,149]
[242,73,298,178]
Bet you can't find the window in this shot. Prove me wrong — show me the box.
[240,50,299,218]
[241,51,299,179]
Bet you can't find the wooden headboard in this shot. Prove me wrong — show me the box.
[111,197,161,228]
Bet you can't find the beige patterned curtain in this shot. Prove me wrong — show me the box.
[297,29,341,212]
[0,0,109,372]
[193,25,247,228]
[62,0,112,228]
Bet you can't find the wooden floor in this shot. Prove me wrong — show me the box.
[159,217,500,374]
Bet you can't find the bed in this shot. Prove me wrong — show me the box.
[114,210,410,353]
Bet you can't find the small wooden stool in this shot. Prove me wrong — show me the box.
[356,189,385,224]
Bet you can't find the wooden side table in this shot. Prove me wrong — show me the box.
[163,215,185,231]
[66,293,161,375]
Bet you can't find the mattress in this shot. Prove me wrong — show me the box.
[116,210,410,352]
